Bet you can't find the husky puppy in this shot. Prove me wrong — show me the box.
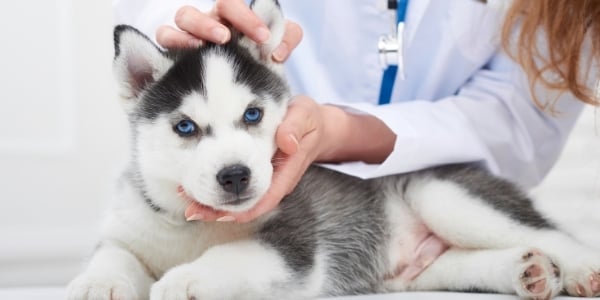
[67,0,600,299]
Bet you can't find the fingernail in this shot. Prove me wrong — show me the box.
[289,134,299,151]
[216,216,236,222]
[186,38,202,48]
[186,213,205,222]
[211,26,229,44]
[177,189,187,199]
[272,43,289,62]
[255,26,271,43]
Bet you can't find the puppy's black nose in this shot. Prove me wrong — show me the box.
[216,165,251,195]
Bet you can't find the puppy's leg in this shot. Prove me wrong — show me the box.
[403,177,600,297]
[66,243,155,300]
[150,239,318,300]
[402,177,543,249]
[390,247,563,299]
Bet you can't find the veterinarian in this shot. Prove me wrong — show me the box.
[113,0,600,223]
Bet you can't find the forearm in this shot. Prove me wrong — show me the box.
[318,105,396,164]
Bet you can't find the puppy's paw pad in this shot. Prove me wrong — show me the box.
[67,274,137,300]
[565,270,600,297]
[514,249,562,300]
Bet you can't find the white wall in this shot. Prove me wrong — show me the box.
[531,107,600,246]
[0,0,128,286]
[0,0,599,288]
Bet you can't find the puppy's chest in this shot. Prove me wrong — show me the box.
[108,213,258,278]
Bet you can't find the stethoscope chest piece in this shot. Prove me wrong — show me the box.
[378,33,398,68]
[378,0,407,80]
[378,0,409,105]
[378,23,405,78]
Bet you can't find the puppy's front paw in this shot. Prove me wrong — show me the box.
[150,264,218,300]
[513,249,562,300]
[562,256,600,297]
[66,272,139,300]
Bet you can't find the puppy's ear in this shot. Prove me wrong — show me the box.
[239,0,285,72]
[113,25,173,105]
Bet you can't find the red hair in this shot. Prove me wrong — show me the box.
[501,0,600,110]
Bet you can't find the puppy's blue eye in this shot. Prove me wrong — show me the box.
[243,108,262,124]
[174,120,197,137]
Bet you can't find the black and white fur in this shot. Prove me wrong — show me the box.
[67,1,600,299]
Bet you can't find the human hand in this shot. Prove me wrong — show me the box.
[156,0,303,62]
[184,95,340,223]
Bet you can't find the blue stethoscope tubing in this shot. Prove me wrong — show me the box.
[378,0,408,105]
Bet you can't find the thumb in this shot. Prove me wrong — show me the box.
[275,96,318,155]
[276,128,299,155]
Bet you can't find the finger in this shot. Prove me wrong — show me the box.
[156,25,203,49]
[174,5,231,44]
[276,96,318,154]
[272,21,303,62]
[271,151,307,195]
[184,201,227,221]
[212,0,271,44]
[179,185,228,221]
[231,188,284,223]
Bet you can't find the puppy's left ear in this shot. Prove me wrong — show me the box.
[239,0,286,72]
[113,25,173,104]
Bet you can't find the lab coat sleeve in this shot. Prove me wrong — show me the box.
[112,0,214,42]
[320,49,585,188]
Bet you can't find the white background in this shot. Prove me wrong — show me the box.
[0,0,128,286]
[0,0,599,289]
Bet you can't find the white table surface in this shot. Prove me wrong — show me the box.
[0,287,582,300]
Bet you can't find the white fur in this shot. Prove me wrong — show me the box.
[403,178,538,248]
[66,243,155,300]
[150,241,294,300]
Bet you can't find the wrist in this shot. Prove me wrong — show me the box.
[316,105,350,162]
[317,105,396,164]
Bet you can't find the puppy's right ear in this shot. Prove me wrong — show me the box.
[113,25,173,104]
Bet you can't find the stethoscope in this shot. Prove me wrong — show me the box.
[378,0,408,105]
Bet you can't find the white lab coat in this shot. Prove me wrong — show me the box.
[113,0,585,188]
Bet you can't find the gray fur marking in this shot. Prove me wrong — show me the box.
[123,165,165,213]
[260,166,388,295]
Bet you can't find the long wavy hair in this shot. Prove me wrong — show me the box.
[501,0,600,110]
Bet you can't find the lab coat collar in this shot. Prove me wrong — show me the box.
[405,0,431,45]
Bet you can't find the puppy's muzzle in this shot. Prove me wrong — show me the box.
[217,164,251,197]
